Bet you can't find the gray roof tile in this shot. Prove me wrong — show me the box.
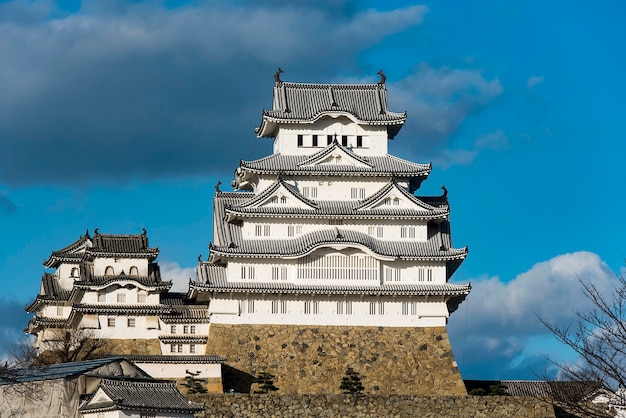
[79,378,204,414]
[258,82,406,138]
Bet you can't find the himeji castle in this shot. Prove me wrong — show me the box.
[189,70,471,394]
[25,70,471,395]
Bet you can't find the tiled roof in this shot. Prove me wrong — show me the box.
[72,304,172,315]
[158,335,209,344]
[78,378,205,414]
[160,305,210,324]
[124,354,226,364]
[465,380,606,402]
[44,231,91,267]
[0,358,148,384]
[257,81,406,138]
[25,273,73,312]
[74,271,171,291]
[240,148,431,177]
[210,226,467,261]
[24,316,68,333]
[191,274,471,297]
[224,180,449,220]
[88,229,159,258]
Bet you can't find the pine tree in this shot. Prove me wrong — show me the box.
[182,369,208,394]
[254,371,279,394]
[340,367,364,394]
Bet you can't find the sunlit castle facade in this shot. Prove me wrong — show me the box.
[190,71,471,330]
[26,230,210,357]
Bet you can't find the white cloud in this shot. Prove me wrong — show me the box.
[0,1,428,186]
[449,251,618,378]
[159,260,195,292]
[388,64,503,162]
[527,75,544,87]
[475,129,510,151]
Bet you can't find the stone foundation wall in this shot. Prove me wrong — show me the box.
[206,324,466,395]
[190,394,557,418]
[105,338,162,355]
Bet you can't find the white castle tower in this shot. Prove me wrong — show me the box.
[189,71,471,395]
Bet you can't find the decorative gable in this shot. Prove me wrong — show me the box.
[238,178,317,211]
[356,181,441,213]
[298,142,372,170]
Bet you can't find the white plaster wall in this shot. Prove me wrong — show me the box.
[273,118,388,156]
[210,295,448,327]
[134,362,221,380]
[240,216,428,242]
[56,262,81,289]
[94,315,161,339]
[92,257,149,276]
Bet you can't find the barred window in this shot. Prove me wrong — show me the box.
[117,293,126,303]
[127,318,136,327]
[107,317,116,327]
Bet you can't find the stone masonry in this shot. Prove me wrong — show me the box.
[206,324,466,395]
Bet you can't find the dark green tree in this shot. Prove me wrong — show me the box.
[340,367,364,394]
[254,371,279,394]
[182,369,208,394]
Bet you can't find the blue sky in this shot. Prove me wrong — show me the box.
[0,0,624,380]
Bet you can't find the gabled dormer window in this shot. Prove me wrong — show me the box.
[129,266,138,276]
[104,266,114,276]
[70,267,79,278]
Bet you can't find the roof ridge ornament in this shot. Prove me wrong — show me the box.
[377,70,386,85]
[274,67,283,84]
[441,185,448,198]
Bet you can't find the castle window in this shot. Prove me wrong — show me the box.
[368,226,375,235]
[70,267,79,278]
[190,325,196,334]
[272,267,287,281]
[304,300,311,314]
[341,135,348,146]
[127,318,136,327]
[356,135,363,147]
[264,225,271,236]
[117,293,126,303]
[271,196,278,204]
[184,325,189,334]
[104,266,114,276]
[369,302,384,315]
[281,300,287,314]
[107,317,116,327]
[241,266,255,280]
[302,187,317,198]
[393,198,400,206]
[327,134,333,145]
[313,301,319,314]
[328,219,343,225]
[383,197,391,205]
[401,227,408,238]
[336,301,352,315]
[190,344,196,354]
[297,134,303,147]
[351,188,365,199]
[248,299,255,314]
[129,266,139,276]
[171,325,177,334]
[287,226,294,237]
[98,292,106,302]
[427,269,433,282]
[170,344,175,353]
[411,302,418,315]
[280,196,287,204]
[56,306,64,316]
[312,134,318,146]
[384,267,400,282]
[177,344,183,353]
[402,302,409,316]
[377,227,383,238]
[255,225,262,236]
[137,293,147,303]
[271,300,279,314]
